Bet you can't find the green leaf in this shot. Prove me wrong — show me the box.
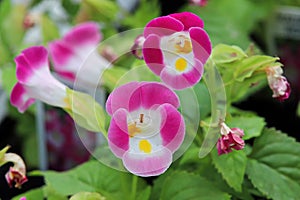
[0,145,10,164]
[233,55,279,82]
[212,44,247,64]
[1,66,17,95]
[193,81,211,120]
[12,187,44,200]
[122,0,160,28]
[80,0,118,23]
[40,15,60,43]
[64,88,106,134]
[247,128,300,200]
[160,171,231,200]
[211,149,247,192]
[136,186,151,200]
[70,192,105,200]
[102,66,128,92]
[226,115,265,140]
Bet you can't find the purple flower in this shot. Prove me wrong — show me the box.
[217,123,245,155]
[189,0,208,7]
[142,12,211,90]
[106,82,185,176]
[266,66,291,101]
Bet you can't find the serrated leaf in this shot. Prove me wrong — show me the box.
[212,44,247,64]
[64,88,106,134]
[211,149,247,192]
[247,128,300,200]
[160,171,231,200]
[226,116,265,140]
[41,160,132,199]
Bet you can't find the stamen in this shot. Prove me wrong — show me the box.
[140,114,144,123]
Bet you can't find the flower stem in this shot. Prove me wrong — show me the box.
[199,59,227,158]
[130,175,138,200]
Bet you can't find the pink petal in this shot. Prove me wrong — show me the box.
[10,83,35,113]
[49,40,74,68]
[132,82,180,110]
[63,22,101,49]
[159,103,185,152]
[189,27,211,64]
[15,46,49,84]
[123,147,172,177]
[108,108,130,158]
[144,16,184,38]
[160,59,203,90]
[169,12,204,30]
[142,34,164,76]
[106,82,180,115]
[106,82,141,115]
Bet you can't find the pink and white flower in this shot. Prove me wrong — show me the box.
[49,22,111,89]
[106,82,185,176]
[10,46,68,113]
[266,66,291,101]
[142,12,211,90]
[4,153,28,188]
[217,123,245,155]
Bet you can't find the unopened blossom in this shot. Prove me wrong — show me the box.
[131,34,145,59]
[10,46,69,113]
[217,123,245,155]
[3,153,28,188]
[49,22,111,89]
[142,12,211,90]
[266,66,291,101]
[106,82,185,176]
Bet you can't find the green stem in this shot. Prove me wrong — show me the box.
[198,59,227,158]
[130,175,138,200]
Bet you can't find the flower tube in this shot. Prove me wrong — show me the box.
[142,12,211,90]
[106,82,185,176]
[10,46,68,113]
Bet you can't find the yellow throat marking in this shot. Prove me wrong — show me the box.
[139,139,152,153]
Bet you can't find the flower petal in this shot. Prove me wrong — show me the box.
[63,22,101,51]
[133,82,180,109]
[169,12,204,30]
[15,46,49,84]
[160,59,203,90]
[123,147,172,177]
[108,108,130,158]
[143,34,164,76]
[144,16,184,38]
[106,82,180,115]
[159,103,185,152]
[10,83,35,113]
[189,27,211,64]
[106,82,141,115]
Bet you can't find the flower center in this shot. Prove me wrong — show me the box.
[175,58,188,72]
[139,139,152,153]
[128,113,155,138]
[174,35,192,54]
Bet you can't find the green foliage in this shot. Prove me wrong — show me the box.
[40,15,60,44]
[160,171,231,200]
[64,88,107,134]
[121,0,160,28]
[70,192,106,200]
[12,187,44,200]
[226,115,265,140]
[183,0,273,48]
[211,149,247,192]
[247,128,300,200]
